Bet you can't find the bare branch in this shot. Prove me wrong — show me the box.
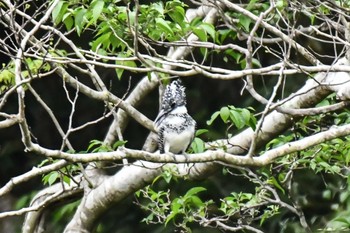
[0,160,68,197]
[219,0,321,65]
[0,191,63,219]
[0,115,18,128]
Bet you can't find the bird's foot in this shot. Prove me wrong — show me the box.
[167,152,176,161]
[182,152,189,163]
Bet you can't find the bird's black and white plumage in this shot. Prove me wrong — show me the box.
[154,79,196,154]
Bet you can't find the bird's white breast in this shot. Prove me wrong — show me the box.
[163,124,195,154]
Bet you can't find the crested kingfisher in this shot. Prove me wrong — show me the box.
[154,79,196,154]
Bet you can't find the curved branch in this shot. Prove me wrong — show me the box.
[0,160,68,197]
[22,184,82,233]
[26,120,350,166]
[64,161,161,232]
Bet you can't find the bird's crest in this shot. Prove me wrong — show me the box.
[161,79,186,110]
[154,79,187,127]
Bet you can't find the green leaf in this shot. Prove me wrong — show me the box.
[248,114,257,130]
[330,165,341,174]
[191,137,205,153]
[26,58,44,73]
[189,196,204,207]
[195,129,208,136]
[192,27,207,42]
[319,161,331,169]
[0,69,15,90]
[38,159,50,168]
[309,14,316,25]
[220,106,230,123]
[230,110,245,129]
[165,210,178,226]
[316,98,330,107]
[91,0,104,23]
[184,187,206,198]
[74,8,87,36]
[252,58,262,68]
[63,175,71,185]
[112,140,127,150]
[199,23,215,41]
[276,0,285,9]
[92,32,112,51]
[48,171,59,185]
[240,109,251,123]
[334,217,350,225]
[239,15,251,32]
[171,198,182,212]
[268,177,285,194]
[135,190,141,198]
[190,17,202,27]
[162,171,173,184]
[87,139,103,152]
[21,70,29,79]
[168,5,185,24]
[206,111,219,125]
[142,213,155,223]
[217,29,236,44]
[52,0,68,25]
[152,2,164,15]
[225,49,242,63]
[63,13,74,31]
[156,18,174,36]
[115,54,137,79]
[166,198,183,225]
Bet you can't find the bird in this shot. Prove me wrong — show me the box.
[154,79,196,155]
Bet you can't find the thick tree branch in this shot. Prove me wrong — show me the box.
[26,120,350,166]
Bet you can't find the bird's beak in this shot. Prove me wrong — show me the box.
[154,108,169,127]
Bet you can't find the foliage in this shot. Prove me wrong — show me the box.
[42,163,80,186]
[190,129,208,153]
[136,178,213,232]
[87,139,127,152]
[207,106,257,130]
